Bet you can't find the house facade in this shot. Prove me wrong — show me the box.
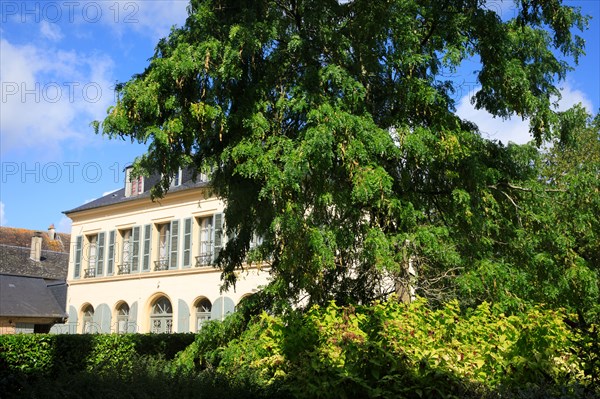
[63,168,269,334]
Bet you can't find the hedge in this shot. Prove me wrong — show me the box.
[0,333,195,378]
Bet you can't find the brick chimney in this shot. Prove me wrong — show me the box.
[47,224,56,240]
[30,231,43,262]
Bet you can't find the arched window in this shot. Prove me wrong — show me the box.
[116,302,130,334]
[195,298,212,331]
[150,297,173,333]
[82,304,95,334]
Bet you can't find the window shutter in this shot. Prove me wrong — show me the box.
[107,231,115,275]
[211,296,235,321]
[132,226,140,272]
[96,232,105,276]
[169,220,179,269]
[142,225,151,271]
[74,236,82,278]
[213,213,223,262]
[183,218,192,268]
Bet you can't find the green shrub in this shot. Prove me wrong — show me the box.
[0,333,193,378]
[211,299,597,398]
[2,303,598,398]
[175,311,248,372]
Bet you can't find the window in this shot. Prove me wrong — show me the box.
[198,165,214,182]
[84,233,105,278]
[82,305,95,334]
[119,227,140,274]
[131,175,143,196]
[155,221,179,271]
[125,166,144,197]
[169,168,183,188]
[195,213,223,267]
[15,323,35,334]
[150,297,173,333]
[118,229,132,274]
[195,298,212,331]
[116,302,130,334]
[246,233,265,263]
[86,235,97,278]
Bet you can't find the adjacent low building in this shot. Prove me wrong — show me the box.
[63,167,269,334]
[0,226,69,334]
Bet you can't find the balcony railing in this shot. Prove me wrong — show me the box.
[84,268,96,278]
[154,258,169,271]
[195,253,214,267]
[117,262,131,275]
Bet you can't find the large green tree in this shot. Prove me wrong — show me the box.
[96,0,595,310]
[457,110,599,311]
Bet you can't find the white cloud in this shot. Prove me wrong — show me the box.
[554,84,593,112]
[0,201,6,226]
[56,215,72,233]
[132,0,189,40]
[0,38,115,156]
[456,83,594,145]
[40,21,63,41]
[98,0,189,41]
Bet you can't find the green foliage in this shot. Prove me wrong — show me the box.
[175,311,248,371]
[0,334,55,375]
[565,308,600,391]
[2,303,599,398]
[0,332,289,399]
[0,333,194,378]
[207,299,597,398]
[457,112,600,313]
[94,0,597,311]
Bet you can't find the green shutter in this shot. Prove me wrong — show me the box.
[142,225,151,271]
[132,226,140,272]
[74,236,82,278]
[213,213,223,262]
[183,218,192,268]
[96,232,105,276]
[169,220,179,269]
[107,231,115,275]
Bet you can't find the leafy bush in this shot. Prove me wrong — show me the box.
[208,299,597,398]
[0,333,194,396]
[175,310,250,372]
[2,302,598,398]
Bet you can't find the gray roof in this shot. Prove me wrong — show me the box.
[47,280,68,311]
[0,274,67,319]
[0,245,69,280]
[64,169,209,214]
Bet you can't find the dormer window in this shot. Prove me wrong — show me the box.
[131,175,144,196]
[170,168,183,188]
[124,165,144,197]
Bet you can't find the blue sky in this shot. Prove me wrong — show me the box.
[1,0,598,233]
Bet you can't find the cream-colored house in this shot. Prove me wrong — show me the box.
[62,167,269,334]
